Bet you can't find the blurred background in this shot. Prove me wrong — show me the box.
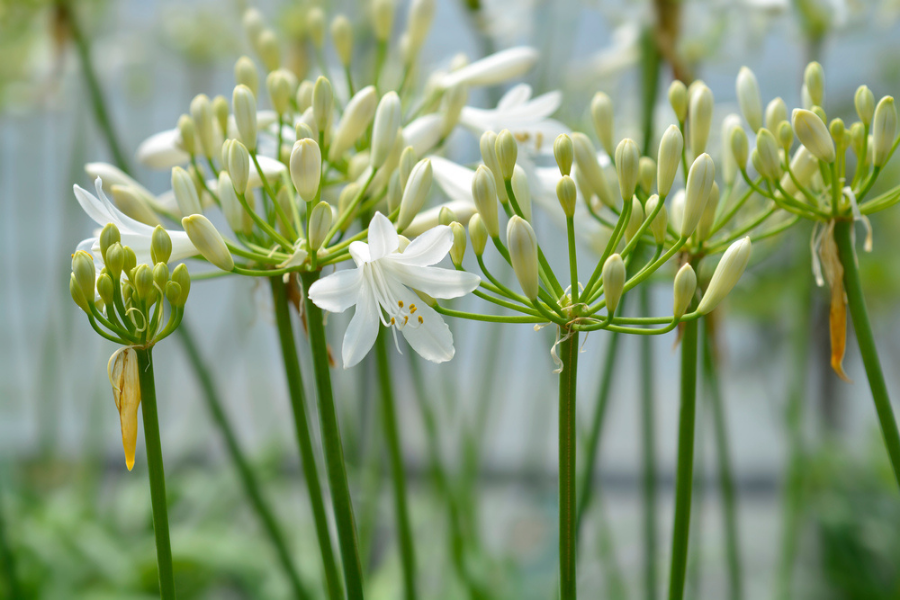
[3,0,900,598]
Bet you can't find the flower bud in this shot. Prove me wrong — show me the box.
[449,221,466,267]
[855,85,875,126]
[313,76,334,133]
[696,182,719,241]
[267,70,293,115]
[572,132,615,207]
[164,281,181,306]
[849,122,866,159]
[644,194,668,245]
[440,82,468,136]
[70,273,90,313]
[469,213,488,256]
[373,0,395,41]
[308,201,333,250]
[681,154,715,238]
[97,272,114,307]
[749,148,763,175]
[697,237,751,314]
[218,172,246,233]
[398,146,417,191]
[614,138,640,201]
[190,94,215,157]
[730,126,749,171]
[397,159,433,232]
[873,96,897,167]
[108,347,142,470]
[669,80,688,122]
[591,92,615,156]
[99,223,121,263]
[257,29,281,72]
[812,106,826,123]
[182,214,234,271]
[765,97,787,133]
[601,254,625,316]
[123,247,137,281]
[152,263,169,292]
[778,121,793,151]
[234,56,259,97]
[329,85,378,161]
[624,197,644,242]
[177,114,197,156]
[638,156,655,195]
[792,108,835,163]
[657,124,684,197]
[212,95,229,135]
[673,263,697,319]
[511,165,532,221]
[72,250,96,305]
[439,206,457,226]
[755,128,783,180]
[133,264,154,301]
[736,67,763,132]
[689,84,714,158]
[151,226,172,265]
[479,131,508,202]
[290,139,322,203]
[296,80,314,112]
[557,175,577,218]
[554,133,574,176]
[303,7,324,48]
[804,62,824,107]
[371,92,402,169]
[233,84,258,150]
[472,165,500,237]
[339,183,361,229]
[296,122,315,142]
[171,263,191,306]
[830,118,845,149]
[106,243,125,279]
[224,139,250,195]
[506,216,539,300]
[721,114,743,186]
[172,166,202,216]
[494,129,518,181]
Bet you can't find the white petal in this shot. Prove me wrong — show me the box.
[135,129,190,169]
[430,156,475,204]
[390,225,453,266]
[384,262,480,299]
[169,232,198,262]
[248,155,287,188]
[367,212,399,260]
[308,268,363,313]
[403,114,444,157]
[439,46,539,89]
[403,201,477,238]
[93,178,156,236]
[341,277,380,368]
[497,84,533,110]
[393,286,456,363]
[349,241,372,266]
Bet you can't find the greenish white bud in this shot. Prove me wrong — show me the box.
[307,8,326,49]
[472,165,500,237]
[601,254,625,316]
[182,214,234,271]
[557,175,577,218]
[624,197,644,242]
[242,7,265,48]
[72,250,96,304]
[372,0,395,41]
[804,62,824,107]
[792,108,835,163]
[190,94,215,157]
[449,221,466,267]
[106,243,125,279]
[171,263,191,306]
[849,122,866,159]
[855,85,875,126]
[151,226,172,264]
[257,29,281,72]
[755,128,783,180]
[730,126,749,172]
[267,70,293,115]
[339,183,362,229]
[495,129,518,181]
[111,185,161,227]
[721,114,743,186]
[638,156,655,195]
[765,97,787,133]
[673,263,697,320]
[830,118,845,149]
[697,237,752,314]
[371,92,402,169]
[70,273,90,313]
[778,121,793,151]
[397,158,433,232]
[97,272,114,307]
[440,82,468,137]
[290,139,322,202]
[873,96,897,167]
[439,207,457,226]
[177,114,197,155]
[507,216,539,300]
[689,84,714,158]
[572,132,615,207]
[329,85,378,162]
[669,80,688,122]
[657,124,683,197]
[152,262,169,291]
[122,247,137,281]
[212,95,229,135]
[469,213,488,256]
[308,201,332,250]
[296,122,315,141]
[133,264,153,301]
[172,166,202,216]
[234,56,259,98]
[696,182,719,242]
[511,165,532,221]
[233,84,258,150]
[681,154,715,238]
[554,133,574,176]
[224,139,250,195]
[479,131,508,202]
[644,194,668,245]
[313,76,333,132]
[406,0,435,57]
[99,224,120,263]
[591,92,615,156]
[218,172,246,233]
[164,281,181,306]
[614,138,640,201]
[736,67,763,132]
[296,80,314,112]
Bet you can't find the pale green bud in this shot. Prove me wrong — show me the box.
[472,165,500,237]
[614,138,640,201]
[479,131,508,202]
[182,214,234,271]
[122,247,137,282]
[177,114,197,156]
[164,281,181,306]
[624,197,644,242]
[372,0,395,41]
[439,206,457,226]
[440,83,468,137]
[151,226,172,264]
[347,152,369,182]
[591,92,615,156]
[697,237,751,314]
[99,223,120,264]
[849,122,866,159]
[308,201,332,250]
[242,7,265,49]
[669,80,688,122]
[830,118,846,149]
[70,273,90,313]
[673,263,697,320]
[296,122,315,141]
[721,114,743,186]
[399,146,417,192]
[133,264,154,301]
[290,139,322,203]
[449,221,466,267]
[224,139,250,195]
[106,242,125,279]
[689,84,714,158]
[511,165,532,221]
[339,183,362,229]
[638,156,655,195]
[257,29,281,72]
[152,262,169,292]
[554,133,574,176]
[778,121,793,151]
[234,56,259,98]
[397,159,433,232]
[495,129,518,180]
[855,85,875,126]
[313,76,334,133]
[212,95,229,136]
[72,250,96,304]
[190,94,215,157]
[749,148,763,177]
[233,84,258,150]
[644,194,668,245]
[681,154,715,238]
[218,172,246,234]
[572,132,615,207]
[307,8,326,49]
[171,263,191,306]
[97,272,114,307]
[811,106,827,123]
[730,126,749,172]
[557,175,577,218]
[296,80,314,112]
[469,213,488,256]
[267,70,293,115]
[792,108,835,163]
[696,182,719,241]
[804,62,825,107]
[873,96,897,167]
[329,85,378,162]
[506,216,539,300]
[765,97,787,133]
[657,124,684,197]
[755,128,783,180]
[371,92,402,169]
[406,0,435,57]
[601,254,625,316]
[172,166,202,216]
[736,67,763,132]
[110,185,161,227]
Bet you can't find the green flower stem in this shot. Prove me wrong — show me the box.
[0,479,20,600]
[269,277,344,600]
[374,332,418,600]
[584,200,634,298]
[566,216,579,304]
[252,151,298,241]
[503,179,564,296]
[558,328,580,600]
[237,191,294,251]
[639,284,658,600]
[667,309,699,600]
[701,320,743,600]
[324,170,376,246]
[434,303,543,323]
[833,220,900,489]
[190,155,220,206]
[300,271,366,599]
[174,326,312,600]
[135,348,176,600]
[710,185,756,237]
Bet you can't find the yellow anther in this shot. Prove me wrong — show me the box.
[398,300,404,307]
[390,317,396,325]
[410,304,417,313]
[417,315,423,324]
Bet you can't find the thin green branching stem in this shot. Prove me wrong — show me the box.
[504,179,565,296]
[325,170,376,246]
[710,185,756,237]
[639,282,659,600]
[558,329,580,600]
[252,151,298,241]
[301,271,366,599]
[833,220,900,489]
[434,303,543,323]
[269,278,344,600]
[374,332,418,600]
[135,348,175,600]
[566,216,579,304]
[238,191,294,250]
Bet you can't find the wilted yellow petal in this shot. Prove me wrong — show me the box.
[818,224,852,383]
[108,348,142,470]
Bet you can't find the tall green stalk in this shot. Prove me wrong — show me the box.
[175,325,311,600]
[0,478,19,600]
[833,220,900,489]
[559,329,580,600]
[639,284,659,600]
[301,271,365,600]
[135,348,176,600]
[667,315,699,600]
[374,332,418,600]
[701,320,743,600]
[270,278,343,600]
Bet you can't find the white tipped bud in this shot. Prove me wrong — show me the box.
[257,29,281,72]
[479,131,508,202]
[873,96,897,167]
[780,146,819,198]
[329,85,378,162]
[495,129,518,181]
[182,214,234,271]
[177,114,197,156]
[449,221,466,267]
[232,85,258,150]
[689,84,714,158]
[235,56,259,97]
[440,83,468,136]
[624,197,644,242]
[111,185,162,227]
[730,126,749,172]
[721,114,743,186]
[172,166,202,216]
[469,213,488,256]
[313,76,334,133]
[792,109,835,163]
[669,80,688,122]
[308,201,332,250]
[507,216,539,300]
[296,80,314,112]
[657,124,684,197]
[681,154,715,238]
[601,254,625,316]
[397,159,433,232]
[755,128,783,179]
[372,0,395,41]
[765,97,788,133]
[472,165,500,237]
[267,70,294,115]
[554,134,574,176]
[855,85,875,126]
[644,194,668,245]
[307,8,326,49]
[290,139,322,203]
[398,146,417,192]
[224,139,250,195]
[697,237,752,314]
[804,62,824,107]
[591,92,615,156]
[638,156,655,195]
[242,8,265,50]
[438,206,457,226]
[218,172,247,234]
[736,67,763,132]
[696,182,719,242]
[673,263,697,319]
[615,138,640,201]
[406,0,435,57]
[190,94,216,157]
[557,175,577,218]
[572,132,615,207]
[511,165,532,221]
[370,92,402,169]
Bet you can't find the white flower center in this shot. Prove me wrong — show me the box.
[365,262,425,346]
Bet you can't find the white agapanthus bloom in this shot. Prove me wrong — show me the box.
[308,212,480,368]
[437,46,539,89]
[74,177,196,273]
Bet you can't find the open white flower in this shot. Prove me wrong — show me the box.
[438,46,539,89]
[308,212,480,368]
